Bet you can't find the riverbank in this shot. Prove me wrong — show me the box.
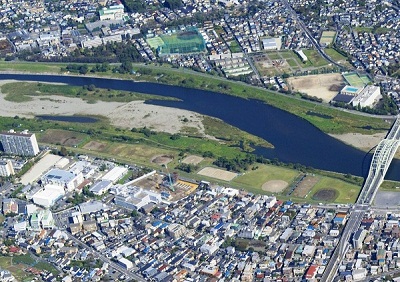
[0,61,393,136]
[330,132,385,152]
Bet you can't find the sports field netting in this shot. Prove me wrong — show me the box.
[147,37,164,49]
[147,28,205,55]
[343,72,370,87]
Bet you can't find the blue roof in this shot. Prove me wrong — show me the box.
[214,222,224,230]
[307,225,315,230]
[152,221,162,227]
[160,223,169,229]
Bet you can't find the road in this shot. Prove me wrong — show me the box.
[321,208,365,281]
[53,213,146,282]
[279,0,347,70]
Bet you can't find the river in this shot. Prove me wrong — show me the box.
[1,73,399,181]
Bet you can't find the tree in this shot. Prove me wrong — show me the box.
[79,65,89,74]
[59,146,68,156]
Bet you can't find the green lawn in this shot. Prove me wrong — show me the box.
[231,164,300,194]
[286,58,299,68]
[279,51,295,59]
[0,61,70,73]
[309,177,361,203]
[266,52,281,60]
[324,49,353,68]
[303,50,330,67]
[229,41,242,53]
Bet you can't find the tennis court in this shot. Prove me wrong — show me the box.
[147,37,164,49]
[343,72,370,87]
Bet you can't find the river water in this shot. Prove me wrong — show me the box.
[1,73,399,180]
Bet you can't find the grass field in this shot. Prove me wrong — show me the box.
[231,164,300,194]
[324,49,353,68]
[303,50,329,67]
[0,61,67,73]
[320,31,336,45]
[309,177,361,203]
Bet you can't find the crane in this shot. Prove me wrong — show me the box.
[163,164,175,192]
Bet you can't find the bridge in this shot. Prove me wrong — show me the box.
[357,115,400,205]
[322,116,400,282]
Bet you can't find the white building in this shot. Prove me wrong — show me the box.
[42,169,83,192]
[113,185,162,210]
[0,130,39,156]
[295,49,308,62]
[99,4,124,21]
[0,159,14,177]
[351,85,381,108]
[89,180,113,195]
[261,37,281,50]
[118,257,133,270]
[102,166,128,183]
[31,184,65,208]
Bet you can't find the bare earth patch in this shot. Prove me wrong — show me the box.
[330,132,386,151]
[312,188,338,201]
[262,180,288,193]
[182,155,204,165]
[39,129,85,146]
[288,73,344,102]
[292,175,319,197]
[151,155,173,165]
[83,141,108,151]
[197,167,237,181]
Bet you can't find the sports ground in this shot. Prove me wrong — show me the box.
[343,72,371,87]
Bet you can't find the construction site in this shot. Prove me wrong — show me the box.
[133,167,199,201]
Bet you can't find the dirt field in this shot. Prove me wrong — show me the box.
[83,140,108,151]
[39,129,86,146]
[262,180,288,193]
[182,155,204,165]
[292,175,319,197]
[197,167,237,181]
[288,73,344,102]
[151,155,174,165]
[312,188,338,201]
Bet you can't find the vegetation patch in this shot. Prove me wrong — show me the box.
[1,82,177,103]
[38,129,87,147]
[202,116,273,150]
[306,111,333,119]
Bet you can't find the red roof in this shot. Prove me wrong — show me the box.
[8,246,19,253]
[305,265,318,279]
